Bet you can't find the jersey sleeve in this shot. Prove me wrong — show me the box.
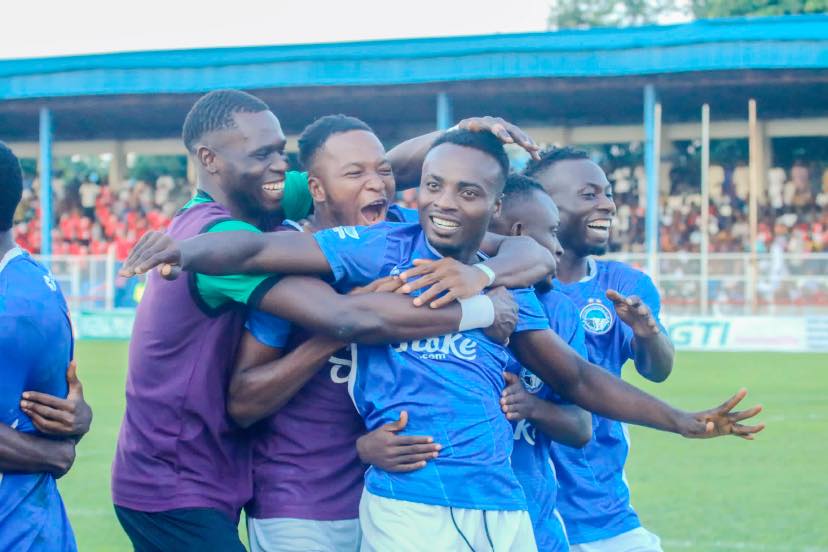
[313,224,398,288]
[511,288,551,334]
[620,272,668,357]
[195,219,281,310]
[245,310,292,349]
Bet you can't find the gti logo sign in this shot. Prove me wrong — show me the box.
[668,320,730,348]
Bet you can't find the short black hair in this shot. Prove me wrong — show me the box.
[430,129,510,180]
[523,146,590,178]
[502,173,545,209]
[297,114,374,169]
[181,89,270,153]
[0,142,23,232]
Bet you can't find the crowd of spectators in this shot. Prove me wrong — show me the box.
[13,173,191,260]
[608,161,828,255]
[12,157,828,260]
[11,152,827,312]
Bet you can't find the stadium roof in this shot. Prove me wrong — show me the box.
[2,15,828,99]
[1,15,827,143]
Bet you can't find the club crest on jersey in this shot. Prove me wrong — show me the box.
[580,299,613,335]
[392,334,477,361]
[519,368,544,394]
[332,226,360,240]
[43,274,57,292]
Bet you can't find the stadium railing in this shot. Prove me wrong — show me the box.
[604,252,828,316]
[34,251,828,317]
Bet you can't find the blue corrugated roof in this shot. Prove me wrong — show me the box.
[1,15,827,100]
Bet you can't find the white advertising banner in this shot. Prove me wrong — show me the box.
[663,316,828,353]
[72,310,828,353]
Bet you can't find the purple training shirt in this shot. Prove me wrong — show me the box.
[112,199,277,521]
[244,312,366,520]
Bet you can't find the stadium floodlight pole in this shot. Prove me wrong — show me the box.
[436,92,453,131]
[643,84,661,283]
[748,99,760,315]
[38,107,53,262]
[700,104,710,316]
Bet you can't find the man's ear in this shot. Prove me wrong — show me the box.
[196,146,218,174]
[511,221,524,237]
[493,195,503,219]
[308,173,326,203]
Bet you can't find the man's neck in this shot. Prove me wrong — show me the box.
[309,204,339,232]
[196,179,262,228]
[555,248,590,284]
[431,241,479,266]
[0,231,16,260]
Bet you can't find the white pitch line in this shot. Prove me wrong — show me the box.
[664,539,828,552]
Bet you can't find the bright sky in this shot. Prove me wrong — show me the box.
[1,0,560,60]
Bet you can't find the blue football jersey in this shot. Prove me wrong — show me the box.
[386,204,420,223]
[507,289,587,552]
[0,248,77,552]
[551,258,666,544]
[314,222,550,510]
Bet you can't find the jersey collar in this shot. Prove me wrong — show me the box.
[579,257,598,283]
[0,246,23,275]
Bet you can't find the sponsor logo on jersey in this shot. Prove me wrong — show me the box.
[520,368,544,394]
[580,299,613,335]
[43,274,57,292]
[329,354,352,384]
[513,418,537,446]
[332,226,360,240]
[392,334,478,361]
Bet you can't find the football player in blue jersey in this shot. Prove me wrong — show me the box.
[0,142,92,551]
[524,146,675,552]
[122,129,764,551]
[490,173,593,551]
[229,114,537,552]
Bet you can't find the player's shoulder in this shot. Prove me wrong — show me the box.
[325,220,421,241]
[169,195,237,238]
[0,250,66,308]
[596,259,653,286]
[596,259,661,305]
[386,204,419,224]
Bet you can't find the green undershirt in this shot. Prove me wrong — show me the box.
[182,171,312,309]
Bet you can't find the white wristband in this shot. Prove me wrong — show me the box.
[473,262,496,287]
[458,295,495,332]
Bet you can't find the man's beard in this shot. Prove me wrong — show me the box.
[585,243,609,257]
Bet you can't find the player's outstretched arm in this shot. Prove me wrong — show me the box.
[257,276,518,345]
[0,424,76,478]
[510,329,764,439]
[227,332,342,428]
[19,361,93,440]
[356,411,441,473]
[500,372,592,448]
[388,116,541,190]
[606,289,674,382]
[398,236,556,309]
[119,230,332,278]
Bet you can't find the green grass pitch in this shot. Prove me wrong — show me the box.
[61,341,828,551]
